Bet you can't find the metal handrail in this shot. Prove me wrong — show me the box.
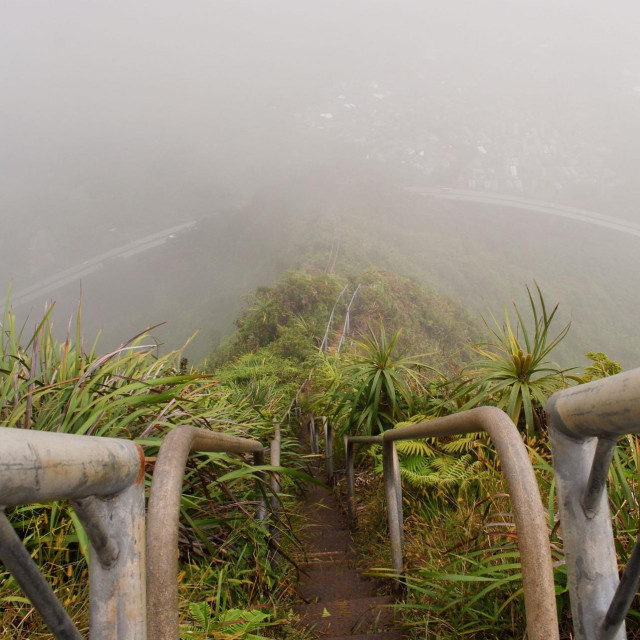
[0,427,146,640]
[306,415,335,484]
[344,407,559,640]
[146,425,268,640]
[269,422,282,567]
[547,368,640,640]
[344,435,383,524]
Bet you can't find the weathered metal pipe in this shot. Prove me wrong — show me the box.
[0,427,147,640]
[0,511,83,640]
[548,368,640,439]
[254,448,267,522]
[583,437,617,518]
[269,424,282,568]
[382,406,558,640]
[146,425,265,640]
[344,436,383,526]
[547,369,640,640]
[0,427,142,505]
[72,496,120,568]
[309,416,319,455]
[323,417,334,484]
[86,482,147,640]
[382,440,404,575]
[599,537,640,640]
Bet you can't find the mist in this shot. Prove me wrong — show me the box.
[2,1,640,364]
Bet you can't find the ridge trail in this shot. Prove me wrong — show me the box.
[292,434,406,639]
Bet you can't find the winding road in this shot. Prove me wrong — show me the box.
[405,187,640,238]
[2,221,197,309]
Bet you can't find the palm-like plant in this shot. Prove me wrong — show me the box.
[452,284,577,436]
[326,322,435,436]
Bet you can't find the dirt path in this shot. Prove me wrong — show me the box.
[292,458,405,639]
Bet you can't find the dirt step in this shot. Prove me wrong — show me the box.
[293,595,396,636]
[298,567,380,602]
[324,634,405,640]
[304,551,351,562]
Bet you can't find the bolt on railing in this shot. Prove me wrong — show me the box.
[343,407,559,640]
[547,368,640,640]
[0,426,147,640]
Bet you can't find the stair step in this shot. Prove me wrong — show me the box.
[298,568,380,601]
[300,553,354,568]
[325,634,404,640]
[293,595,396,636]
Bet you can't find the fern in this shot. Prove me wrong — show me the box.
[183,602,273,639]
[396,439,437,457]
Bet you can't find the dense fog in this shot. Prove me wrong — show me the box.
[2,1,640,364]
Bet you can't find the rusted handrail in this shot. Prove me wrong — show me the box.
[0,427,146,640]
[547,368,640,640]
[343,407,558,640]
[146,425,267,640]
[269,422,282,567]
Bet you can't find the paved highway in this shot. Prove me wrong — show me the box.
[405,187,640,239]
[2,221,197,309]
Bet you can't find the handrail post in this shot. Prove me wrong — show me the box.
[345,436,356,525]
[383,439,404,575]
[0,427,146,640]
[254,448,267,522]
[269,422,282,568]
[146,425,266,640]
[323,417,334,484]
[309,416,318,455]
[382,407,559,640]
[546,370,640,640]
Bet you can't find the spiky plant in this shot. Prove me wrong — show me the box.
[451,284,577,436]
[324,322,435,436]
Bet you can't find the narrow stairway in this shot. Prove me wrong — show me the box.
[293,456,405,639]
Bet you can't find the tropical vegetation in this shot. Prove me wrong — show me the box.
[1,266,639,640]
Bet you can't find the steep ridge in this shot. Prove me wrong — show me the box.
[293,447,405,639]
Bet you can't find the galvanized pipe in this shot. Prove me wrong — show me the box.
[0,427,147,640]
[86,482,147,640]
[254,448,267,522]
[599,537,640,640]
[583,437,617,518]
[382,440,404,575]
[547,368,640,439]
[344,436,383,525]
[0,427,142,505]
[345,437,355,524]
[547,369,640,640]
[323,417,334,484]
[0,511,83,640]
[309,416,319,455]
[269,424,282,568]
[382,406,558,640]
[146,425,265,640]
[72,496,120,568]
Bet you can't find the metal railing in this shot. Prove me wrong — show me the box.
[146,425,269,640]
[547,368,640,640]
[0,422,281,640]
[342,407,559,640]
[307,415,334,484]
[0,427,147,640]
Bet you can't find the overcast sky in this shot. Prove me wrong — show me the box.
[1,1,639,356]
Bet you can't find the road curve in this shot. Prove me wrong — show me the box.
[405,187,640,239]
[2,221,197,309]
